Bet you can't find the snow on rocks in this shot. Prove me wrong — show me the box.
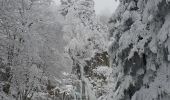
[93,66,112,78]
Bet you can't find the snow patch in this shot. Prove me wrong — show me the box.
[168,55,170,61]
[93,66,112,77]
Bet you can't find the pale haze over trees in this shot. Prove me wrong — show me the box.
[0,0,170,100]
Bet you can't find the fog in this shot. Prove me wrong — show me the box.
[94,0,119,16]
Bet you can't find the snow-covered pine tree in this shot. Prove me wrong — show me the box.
[107,0,170,100]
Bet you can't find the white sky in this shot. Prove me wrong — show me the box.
[54,0,60,5]
[54,0,119,16]
[94,0,119,15]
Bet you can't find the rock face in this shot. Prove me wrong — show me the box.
[107,0,170,100]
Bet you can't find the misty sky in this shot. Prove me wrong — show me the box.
[94,0,119,15]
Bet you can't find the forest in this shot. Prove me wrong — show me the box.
[0,0,170,100]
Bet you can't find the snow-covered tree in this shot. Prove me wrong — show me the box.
[0,0,68,99]
[60,0,108,60]
[59,0,109,99]
[107,0,170,100]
